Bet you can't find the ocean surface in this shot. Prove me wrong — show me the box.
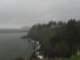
[0,32,33,60]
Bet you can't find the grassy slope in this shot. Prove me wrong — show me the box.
[64,55,80,60]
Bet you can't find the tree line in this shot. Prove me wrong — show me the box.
[24,19,80,59]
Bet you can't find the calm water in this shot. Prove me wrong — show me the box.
[0,32,33,60]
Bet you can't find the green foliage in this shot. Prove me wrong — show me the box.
[25,19,80,58]
[70,56,80,60]
[64,55,80,60]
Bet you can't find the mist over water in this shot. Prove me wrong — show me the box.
[0,32,32,60]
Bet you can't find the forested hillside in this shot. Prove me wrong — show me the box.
[23,19,80,60]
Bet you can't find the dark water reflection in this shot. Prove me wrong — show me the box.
[0,32,33,60]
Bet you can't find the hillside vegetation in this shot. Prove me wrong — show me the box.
[23,19,80,60]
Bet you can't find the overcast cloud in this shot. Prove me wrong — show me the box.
[0,0,80,28]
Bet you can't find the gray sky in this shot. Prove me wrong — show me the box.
[0,0,80,28]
